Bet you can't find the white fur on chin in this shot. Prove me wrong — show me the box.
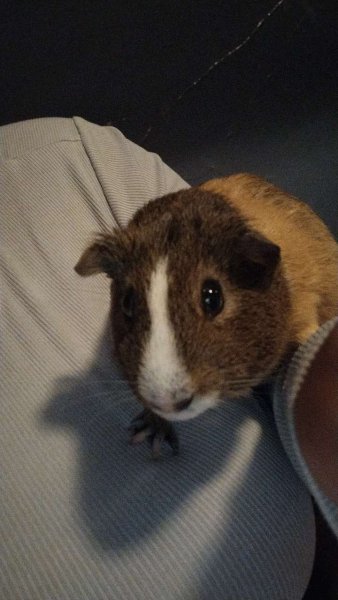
[152,392,220,422]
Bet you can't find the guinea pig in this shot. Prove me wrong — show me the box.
[75,173,338,453]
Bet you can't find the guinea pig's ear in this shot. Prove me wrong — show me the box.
[74,233,125,278]
[229,231,281,290]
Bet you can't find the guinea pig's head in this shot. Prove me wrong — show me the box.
[75,187,291,421]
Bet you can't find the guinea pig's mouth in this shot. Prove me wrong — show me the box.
[148,392,220,422]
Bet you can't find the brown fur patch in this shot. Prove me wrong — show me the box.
[201,174,338,342]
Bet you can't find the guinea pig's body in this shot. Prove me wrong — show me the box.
[202,175,338,344]
[75,174,338,426]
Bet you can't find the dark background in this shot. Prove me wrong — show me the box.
[1,0,338,237]
[1,1,337,597]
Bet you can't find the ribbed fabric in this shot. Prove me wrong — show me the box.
[0,117,80,160]
[274,317,338,538]
[1,117,314,600]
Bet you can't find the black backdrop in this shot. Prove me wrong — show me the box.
[1,0,337,238]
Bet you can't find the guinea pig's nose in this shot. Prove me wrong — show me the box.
[175,396,193,411]
[147,393,194,413]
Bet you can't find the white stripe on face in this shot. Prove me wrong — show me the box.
[138,257,192,411]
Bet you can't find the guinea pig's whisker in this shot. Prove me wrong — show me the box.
[230,380,260,387]
[216,369,262,385]
[88,391,123,401]
[83,402,133,428]
[55,390,115,403]
[226,376,259,384]
[82,380,137,389]
[227,377,263,390]
[84,378,130,383]
[65,380,125,389]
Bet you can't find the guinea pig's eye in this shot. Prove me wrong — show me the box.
[201,279,224,318]
[121,287,136,319]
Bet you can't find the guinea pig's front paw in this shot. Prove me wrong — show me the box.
[128,409,179,458]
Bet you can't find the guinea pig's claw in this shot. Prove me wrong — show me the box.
[128,409,179,457]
